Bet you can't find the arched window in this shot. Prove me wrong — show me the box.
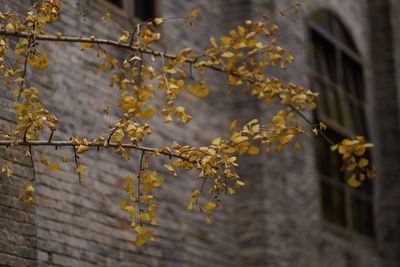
[103,0,157,21]
[309,10,374,237]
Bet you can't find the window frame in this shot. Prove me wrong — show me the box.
[306,10,376,243]
[98,0,160,22]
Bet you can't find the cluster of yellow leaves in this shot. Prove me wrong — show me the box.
[33,0,61,24]
[0,162,13,177]
[18,180,35,204]
[331,137,376,187]
[27,50,49,69]
[15,87,58,140]
[41,155,61,172]
[0,2,377,249]
[120,155,162,247]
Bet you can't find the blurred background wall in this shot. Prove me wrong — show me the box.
[0,0,399,266]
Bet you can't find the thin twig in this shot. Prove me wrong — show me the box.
[17,43,31,101]
[137,150,145,226]
[28,145,36,182]
[72,145,81,183]
[288,104,334,146]
[106,127,119,144]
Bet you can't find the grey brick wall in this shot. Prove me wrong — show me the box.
[0,0,399,267]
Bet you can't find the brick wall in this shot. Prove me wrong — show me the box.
[0,0,399,267]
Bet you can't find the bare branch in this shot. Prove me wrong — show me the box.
[0,139,191,161]
[28,145,36,182]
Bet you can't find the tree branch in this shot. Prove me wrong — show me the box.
[0,139,191,161]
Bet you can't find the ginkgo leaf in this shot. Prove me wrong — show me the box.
[27,51,49,69]
[229,120,237,130]
[48,164,60,172]
[191,9,199,19]
[358,158,369,168]
[134,237,145,247]
[139,213,151,222]
[347,174,361,188]
[138,105,156,120]
[164,164,177,177]
[76,164,87,179]
[76,145,89,154]
[154,18,163,25]
[247,146,260,155]
[221,51,235,58]
[294,142,301,150]
[187,82,209,99]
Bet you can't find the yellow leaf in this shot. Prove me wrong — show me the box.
[48,164,60,172]
[308,102,317,110]
[279,134,294,145]
[204,201,217,211]
[76,164,87,178]
[26,185,35,193]
[41,156,49,165]
[15,39,28,55]
[138,105,156,120]
[154,177,164,187]
[227,188,236,195]
[346,163,357,171]
[139,213,151,222]
[358,158,369,168]
[231,135,248,144]
[27,51,48,69]
[119,31,130,43]
[134,237,145,247]
[81,42,94,49]
[294,142,301,150]
[330,144,338,151]
[154,18,163,25]
[191,9,199,19]
[141,195,154,204]
[272,115,285,125]
[164,164,177,177]
[142,230,154,240]
[187,82,209,99]
[229,120,237,131]
[6,23,14,31]
[247,146,260,155]
[164,115,173,123]
[235,180,245,188]
[347,174,361,188]
[221,51,235,58]
[101,12,111,21]
[210,37,218,48]
[76,145,89,154]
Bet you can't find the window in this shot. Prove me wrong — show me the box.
[309,11,375,238]
[103,0,157,21]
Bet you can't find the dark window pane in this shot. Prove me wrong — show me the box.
[311,11,334,35]
[342,101,367,136]
[351,195,375,237]
[313,81,329,117]
[316,130,343,182]
[356,151,373,195]
[336,19,357,51]
[311,32,337,82]
[325,87,342,124]
[311,11,374,238]
[321,181,346,226]
[106,0,123,8]
[342,53,364,100]
[134,0,155,21]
